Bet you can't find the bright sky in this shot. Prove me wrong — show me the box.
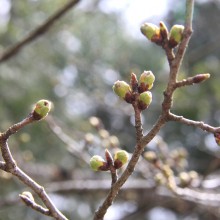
[99,0,170,37]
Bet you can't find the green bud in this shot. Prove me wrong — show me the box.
[114,150,129,169]
[137,91,152,110]
[112,80,133,103]
[90,155,108,171]
[140,23,162,44]
[169,24,184,48]
[33,99,51,120]
[139,71,155,92]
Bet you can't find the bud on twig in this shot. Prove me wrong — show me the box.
[137,91,152,110]
[20,191,35,203]
[114,150,129,169]
[33,99,51,120]
[130,73,138,92]
[139,71,155,93]
[105,149,114,166]
[159,21,169,40]
[90,155,108,171]
[140,23,162,44]
[192,73,210,84]
[112,80,133,103]
[168,24,184,48]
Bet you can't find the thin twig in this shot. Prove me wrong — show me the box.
[0,114,68,220]
[0,0,80,63]
[168,113,220,133]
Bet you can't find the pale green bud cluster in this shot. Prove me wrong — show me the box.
[90,149,129,172]
[112,71,155,111]
[140,21,185,48]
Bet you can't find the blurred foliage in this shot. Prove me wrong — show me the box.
[1,0,220,219]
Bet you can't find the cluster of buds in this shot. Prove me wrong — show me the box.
[90,149,129,171]
[141,21,184,48]
[178,170,199,188]
[112,71,155,111]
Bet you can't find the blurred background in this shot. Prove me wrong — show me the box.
[1,0,220,219]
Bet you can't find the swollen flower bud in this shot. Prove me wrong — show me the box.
[112,80,133,103]
[169,24,184,48]
[137,91,152,110]
[114,150,129,169]
[140,23,162,44]
[192,73,210,84]
[90,155,108,171]
[139,71,155,92]
[33,99,51,120]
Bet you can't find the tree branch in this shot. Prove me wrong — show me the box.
[0,113,68,220]
[0,0,80,63]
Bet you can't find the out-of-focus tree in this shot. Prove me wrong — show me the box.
[1,0,220,220]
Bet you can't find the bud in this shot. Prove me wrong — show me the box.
[90,155,108,171]
[154,173,166,185]
[144,151,157,163]
[139,71,155,92]
[192,73,210,84]
[140,23,162,44]
[114,150,129,169]
[112,80,133,103]
[168,24,184,48]
[162,165,173,178]
[33,99,51,120]
[159,21,169,40]
[214,132,220,146]
[179,172,191,187]
[105,149,114,166]
[137,91,152,110]
[20,191,34,203]
[130,72,138,92]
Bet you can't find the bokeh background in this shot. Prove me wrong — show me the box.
[1,0,220,219]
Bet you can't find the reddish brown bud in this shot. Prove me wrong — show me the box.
[130,72,138,92]
[105,149,114,166]
[192,73,210,84]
